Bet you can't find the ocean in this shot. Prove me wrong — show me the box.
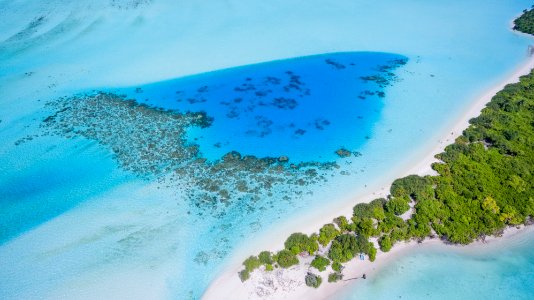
[0,0,533,299]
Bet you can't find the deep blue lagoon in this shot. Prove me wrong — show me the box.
[110,52,406,163]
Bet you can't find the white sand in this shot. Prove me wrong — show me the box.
[202,38,534,300]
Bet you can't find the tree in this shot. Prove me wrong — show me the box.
[386,196,411,215]
[368,242,377,262]
[332,261,343,272]
[259,251,273,265]
[390,175,432,200]
[318,223,339,246]
[243,255,261,272]
[311,255,331,272]
[328,272,343,283]
[333,216,349,231]
[239,269,250,282]
[276,249,299,268]
[379,235,393,252]
[285,233,318,255]
[305,272,322,288]
[328,234,359,262]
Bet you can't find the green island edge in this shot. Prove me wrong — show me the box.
[237,7,534,288]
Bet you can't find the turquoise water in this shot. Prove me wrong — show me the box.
[339,230,534,300]
[110,52,406,162]
[0,0,533,299]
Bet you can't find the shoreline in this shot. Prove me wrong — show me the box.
[202,30,534,300]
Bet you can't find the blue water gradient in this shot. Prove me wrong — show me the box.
[0,0,533,299]
[339,230,534,300]
[109,52,406,163]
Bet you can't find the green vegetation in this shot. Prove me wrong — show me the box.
[243,256,261,272]
[318,223,340,246]
[385,196,410,215]
[514,7,534,34]
[239,270,250,282]
[328,272,343,283]
[310,255,331,271]
[284,233,319,255]
[331,261,343,272]
[328,233,370,263]
[378,235,393,252]
[258,251,273,265]
[238,9,534,283]
[368,242,377,262]
[305,272,322,288]
[276,249,299,268]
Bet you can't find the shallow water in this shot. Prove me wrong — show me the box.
[339,230,534,300]
[0,0,533,299]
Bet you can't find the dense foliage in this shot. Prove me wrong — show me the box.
[328,272,343,283]
[239,9,534,284]
[514,7,534,34]
[318,223,340,246]
[284,232,319,255]
[275,249,299,268]
[243,256,261,272]
[258,251,273,265]
[331,261,343,272]
[305,272,322,288]
[310,255,331,271]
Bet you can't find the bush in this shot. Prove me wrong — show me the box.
[354,217,376,237]
[265,264,274,271]
[385,196,411,215]
[333,216,349,231]
[259,251,273,265]
[390,175,432,200]
[239,269,250,282]
[328,234,358,262]
[368,242,377,262]
[305,272,322,288]
[276,249,299,268]
[331,261,343,272]
[379,235,393,252]
[285,233,319,255]
[318,223,339,246]
[328,272,343,283]
[243,255,261,272]
[310,255,330,272]
[353,198,386,219]
[514,7,534,34]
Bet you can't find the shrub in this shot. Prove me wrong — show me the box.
[259,251,273,265]
[318,223,340,246]
[368,242,377,262]
[385,196,411,215]
[305,272,322,288]
[243,255,261,272]
[355,217,376,237]
[333,216,349,231]
[332,261,343,272]
[379,235,393,252]
[310,255,330,272]
[390,175,432,200]
[353,198,386,219]
[285,233,319,255]
[265,264,274,271]
[239,269,250,282]
[328,272,343,283]
[328,234,358,263]
[276,249,299,268]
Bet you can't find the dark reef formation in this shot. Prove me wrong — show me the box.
[30,93,337,217]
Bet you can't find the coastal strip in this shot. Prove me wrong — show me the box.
[203,12,534,300]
